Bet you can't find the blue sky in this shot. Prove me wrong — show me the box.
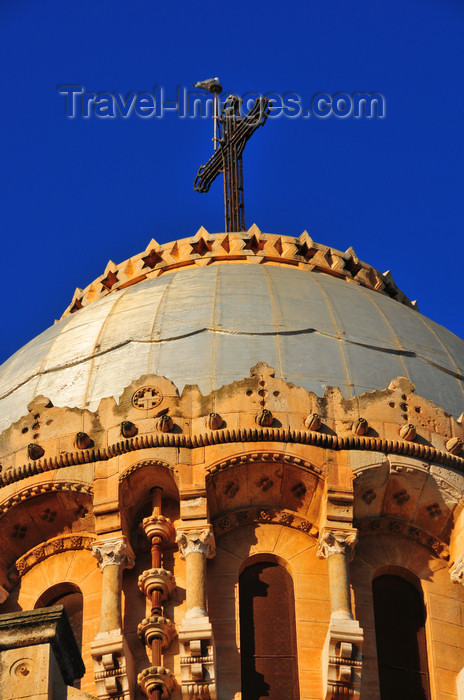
[1,0,463,364]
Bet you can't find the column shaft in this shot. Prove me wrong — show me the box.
[185,551,207,615]
[327,551,352,619]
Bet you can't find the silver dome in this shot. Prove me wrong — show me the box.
[0,262,463,433]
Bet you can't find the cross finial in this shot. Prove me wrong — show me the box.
[193,82,271,232]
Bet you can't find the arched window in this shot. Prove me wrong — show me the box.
[239,560,299,700]
[372,574,430,699]
[35,583,84,651]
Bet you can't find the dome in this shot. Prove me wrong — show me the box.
[0,230,463,433]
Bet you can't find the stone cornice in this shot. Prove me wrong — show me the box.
[2,426,463,488]
[62,228,414,317]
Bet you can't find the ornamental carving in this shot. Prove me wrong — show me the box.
[304,413,322,431]
[207,451,322,476]
[356,517,450,560]
[352,417,369,436]
[27,443,44,460]
[119,458,175,483]
[138,615,177,649]
[176,528,216,559]
[0,481,92,517]
[132,386,163,410]
[92,537,135,570]
[62,232,414,319]
[317,529,358,560]
[137,665,176,699]
[255,409,274,427]
[4,422,464,488]
[212,507,318,538]
[75,432,93,450]
[205,413,223,430]
[450,554,464,584]
[142,514,176,545]
[121,420,138,438]
[446,437,463,455]
[138,568,176,601]
[15,533,96,577]
[399,423,417,441]
[157,414,174,432]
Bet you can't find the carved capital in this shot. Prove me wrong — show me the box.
[317,529,358,560]
[92,537,135,571]
[450,554,464,584]
[176,527,216,560]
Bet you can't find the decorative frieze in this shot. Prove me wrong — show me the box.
[3,422,464,488]
[356,517,450,560]
[0,480,92,516]
[15,533,96,576]
[212,506,318,538]
[62,231,414,318]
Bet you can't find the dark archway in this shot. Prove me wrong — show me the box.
[373,574,431,699]
[35,582,84,652]
[239,561,299,700]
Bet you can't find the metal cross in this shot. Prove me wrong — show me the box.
[194,95,271,232]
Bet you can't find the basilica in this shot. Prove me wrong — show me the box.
[0,227,463,699]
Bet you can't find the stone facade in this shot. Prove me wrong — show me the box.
[0,232,464,699]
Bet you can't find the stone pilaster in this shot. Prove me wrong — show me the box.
[176,526,217,700]
[90,537,136,700]
[317,528,363,699]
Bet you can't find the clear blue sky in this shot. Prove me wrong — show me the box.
[1,0,463,365]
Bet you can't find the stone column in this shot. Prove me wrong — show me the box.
[317,528,363,699]
[90,536,136,700]
[176,526,217,700]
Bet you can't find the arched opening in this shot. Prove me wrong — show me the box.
[35,583,84,652]
[372,574,431,699]
[239,560,299,700]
